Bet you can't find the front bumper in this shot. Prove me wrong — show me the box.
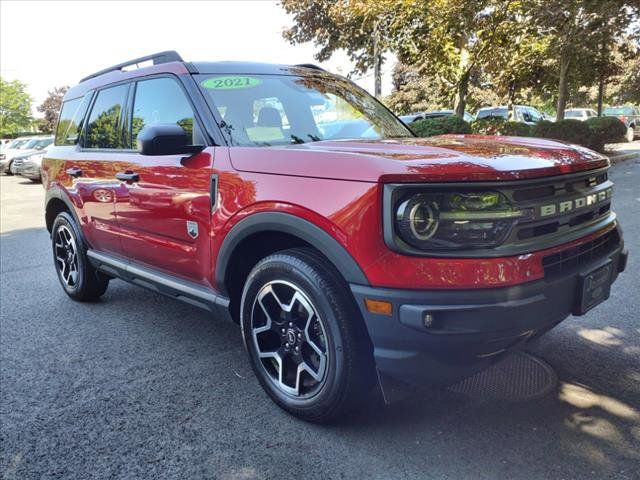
[18,162,42,180]
[351,239,627,388]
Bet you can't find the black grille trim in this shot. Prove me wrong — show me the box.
[542,229,620,278]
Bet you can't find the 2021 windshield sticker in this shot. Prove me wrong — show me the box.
[201,76,262,90]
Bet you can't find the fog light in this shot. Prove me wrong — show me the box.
[365,298,393,316]
[423,312,434,328]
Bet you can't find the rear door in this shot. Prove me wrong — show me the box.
[113,75,214,285]
[64,84,131,255]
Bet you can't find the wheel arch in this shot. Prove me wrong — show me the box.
[45,186,83,235]
[215,212,369,319]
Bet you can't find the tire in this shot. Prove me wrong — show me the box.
[6,161,13,175]
[626,126,635,142]
[240,247,375,423]
[51,211,109,301]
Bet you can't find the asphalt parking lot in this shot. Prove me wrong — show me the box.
[1,159,639,480]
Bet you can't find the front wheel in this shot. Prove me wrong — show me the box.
[240,248,375,423]
[626,126,635,142]
[51,212,109,301]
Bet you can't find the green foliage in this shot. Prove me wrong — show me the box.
[500,122,533,137]
[37,86,68,134]
[411,116,471,137]
[532,119,592,147]
[470,118,508,135]
[469,118,532,137]
[584,116,627,151]
[0,77,34,136]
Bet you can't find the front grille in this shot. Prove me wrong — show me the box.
[502,168,614,248]
[542,229,620,278]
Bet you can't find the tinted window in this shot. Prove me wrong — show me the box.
[85,84,128,149]
[197,73,411,146]
[55,96,91,146]
[130,77,195,147]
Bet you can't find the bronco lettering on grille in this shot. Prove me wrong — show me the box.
[539,188,612,217]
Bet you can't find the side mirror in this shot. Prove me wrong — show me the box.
[136,124,205,156]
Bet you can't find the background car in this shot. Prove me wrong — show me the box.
[11,148,47,182]
[475,105,545,125]
[603,105,640,142]
[399,110,474,124]
[564,108,598,121]
[0,136,53,174]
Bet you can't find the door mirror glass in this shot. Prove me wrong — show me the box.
[136,124,204,156]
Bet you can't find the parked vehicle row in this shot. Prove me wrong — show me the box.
[399,104,638,142]
[0,135,53,180]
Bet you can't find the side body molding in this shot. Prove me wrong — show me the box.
[215,212,370,295]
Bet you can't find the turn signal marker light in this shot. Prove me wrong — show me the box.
[365,298,393,316]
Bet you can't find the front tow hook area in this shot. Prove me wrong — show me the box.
[377,351,558,405]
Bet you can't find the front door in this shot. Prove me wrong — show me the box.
[113,76,214,286]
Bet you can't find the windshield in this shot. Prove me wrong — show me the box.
[197,72,412,146]
[476,108,508,119]
[23,137,53,149]
[564,110,584,118]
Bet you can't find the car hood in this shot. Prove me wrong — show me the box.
[230,135,609,182]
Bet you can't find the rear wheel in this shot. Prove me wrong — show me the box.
[240,248,375,423]
[51,212,109,301]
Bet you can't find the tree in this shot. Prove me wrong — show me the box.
[37,86,68,134]
[526,0,639,120]
[0,77,33,136]
[283,0,526,117]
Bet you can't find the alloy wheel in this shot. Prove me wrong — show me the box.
[54,225,79,288]
[250,280,329,398]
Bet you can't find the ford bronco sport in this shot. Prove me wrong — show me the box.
[42,51,627,422]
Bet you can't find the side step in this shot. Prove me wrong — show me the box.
[87,250,232,322]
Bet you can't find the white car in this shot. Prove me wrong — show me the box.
[564,108,598,121]
[0,136,53,175]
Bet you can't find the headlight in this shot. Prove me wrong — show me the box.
[394,191,528,250]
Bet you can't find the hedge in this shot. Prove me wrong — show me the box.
[410,116,471,137]
[584,116,627,151]
[410,114,624,153]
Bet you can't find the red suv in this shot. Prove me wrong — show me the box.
[42,51,627,422]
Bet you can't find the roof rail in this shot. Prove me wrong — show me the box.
[79,51,184,83]
[294,63,326,72]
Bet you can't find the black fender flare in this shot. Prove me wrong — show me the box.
[44,185,83,235]
[215,212,369,295]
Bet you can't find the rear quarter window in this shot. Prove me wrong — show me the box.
[55,96,91,146]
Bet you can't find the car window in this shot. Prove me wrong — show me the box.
[84,84,129,149]
[476,108,508,120]
[130,77,196,147]
[55,96,91,146]
[604,106,633,116]
[198,73,411,146]
[528,108,543,122]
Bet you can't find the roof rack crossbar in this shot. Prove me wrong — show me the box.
[80,50,184,83]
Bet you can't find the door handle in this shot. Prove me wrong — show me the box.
[66,167,82,178]
[115,171,139,182]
